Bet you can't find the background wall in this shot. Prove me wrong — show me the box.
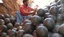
[31,0,55,9]
[0,0,3,3]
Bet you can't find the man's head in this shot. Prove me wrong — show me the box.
[23,0,28,6]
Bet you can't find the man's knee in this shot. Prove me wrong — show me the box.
[16,11,20,14]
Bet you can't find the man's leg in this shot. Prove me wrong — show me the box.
[16,11,23,23]
[22,15,31,22]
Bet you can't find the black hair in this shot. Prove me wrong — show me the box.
[23,0,28,3]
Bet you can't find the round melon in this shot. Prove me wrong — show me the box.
[23,19,32,24]
[33,30,37,37]
[23,34,33,37]
[12,28,17,31]
[14,22,20,28]
[36,26,48,37]
[7,23,13,29]
[52,25,60,33]
[4,14,10,18]
[10,17,16,24]
[49,6,58,16]
[48,32,52,37]
[37,9,45,17]
[23,23,33,34]
[36,24,43,28]
[44,12,50,18]
[0,14,5,19]
[1,32,7,37]
[47,14,56,21]
[7,29,16,37]
[43,18,55,30]
[2,25,7,32]
[31,15,41,25]
[0,19,5,26]
[56,14,63,23]
[4,18,11,25]
[58,23,64,36]
[51,33,63,37]
[17,30,25,37]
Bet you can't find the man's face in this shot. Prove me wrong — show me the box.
[25,1,29,6]
[24,0,34,6]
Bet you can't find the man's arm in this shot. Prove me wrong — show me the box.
[29,5,38,15]
[20,7,34,15]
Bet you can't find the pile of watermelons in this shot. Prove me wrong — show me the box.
[0,0,64,37]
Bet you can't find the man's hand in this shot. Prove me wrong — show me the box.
[29,5,39,15]
[34,5,39,12]
[29,11,35,15]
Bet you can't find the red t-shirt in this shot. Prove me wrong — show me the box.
[20,4,33,16]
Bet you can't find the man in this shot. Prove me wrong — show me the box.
[17,0,38,23]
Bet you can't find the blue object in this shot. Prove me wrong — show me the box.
[16,11,30,23]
